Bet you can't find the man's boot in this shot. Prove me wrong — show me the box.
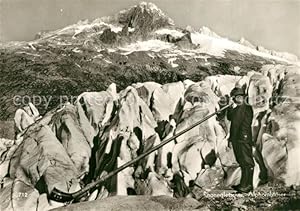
[232,167,247,191]
[254,148,269,186]
[237,167,254,193]
[258,170,268,186]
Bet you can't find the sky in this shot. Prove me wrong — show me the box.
[0,0,299,57]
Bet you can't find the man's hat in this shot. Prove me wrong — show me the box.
[230,87,245,97]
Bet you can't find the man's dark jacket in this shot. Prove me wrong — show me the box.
[227,103,254,144]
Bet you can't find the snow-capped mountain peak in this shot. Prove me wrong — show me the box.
[117,2,174,33]
[30,2,297,64]
[198,26,221,38]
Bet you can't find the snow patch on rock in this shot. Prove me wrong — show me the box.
[155,29,185,38]
[119,40,174,54]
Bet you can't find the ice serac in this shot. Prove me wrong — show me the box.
[50,104,91,175]
[247,72,273,133]
[161,81,185,113]
[261,134,287,182]
[89,86,161,196]
[75,90,115,137]
[150,86,182,122]
[14,103,40,136]
[204,75,241,97]
[171,82,222,182]
[261,64,286,93]
[9,125,80,194]
[184,82,219,112]
[265,66,300,185]
[0,138,19,183]
[117,86,158,142]
[133,81,162,106]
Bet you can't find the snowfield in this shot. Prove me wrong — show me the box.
[118,40,175,54]
[190,32,292,63]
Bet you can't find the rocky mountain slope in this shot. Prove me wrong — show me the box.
[0,2,300,211]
